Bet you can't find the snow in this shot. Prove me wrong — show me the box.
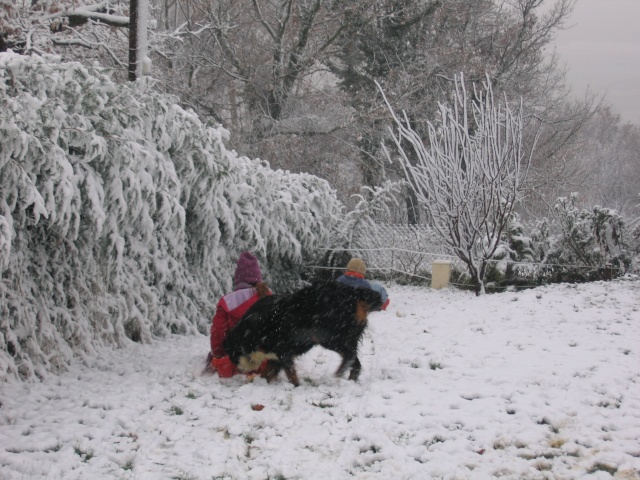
[1,278,639,479]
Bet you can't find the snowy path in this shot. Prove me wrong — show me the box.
[1,279,639,479]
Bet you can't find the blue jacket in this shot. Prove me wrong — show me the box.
[369,281,389,307]
[336,274,372,290]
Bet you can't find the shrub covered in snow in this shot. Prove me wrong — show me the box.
[484,213,539,286]
[483,196,633,289]
[544,195,631,280]
[0,52,342,380]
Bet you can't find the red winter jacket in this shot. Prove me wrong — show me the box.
[210,285,270,357]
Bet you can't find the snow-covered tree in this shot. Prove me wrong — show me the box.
[381,75,531,295]
[0,52,342,380]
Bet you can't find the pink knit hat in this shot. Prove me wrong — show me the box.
[234,252,263,289]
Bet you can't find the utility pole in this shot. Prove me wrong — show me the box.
[128,0,149,81]
[128,0,138,81]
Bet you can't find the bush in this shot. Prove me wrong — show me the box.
[483,199,634,291]
[0,53,342,380]
[544,195,631,279]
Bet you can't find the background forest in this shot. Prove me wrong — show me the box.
[3,0,639,216]
[1,0,639,379]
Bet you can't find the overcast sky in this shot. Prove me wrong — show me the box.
[550,0,640,124]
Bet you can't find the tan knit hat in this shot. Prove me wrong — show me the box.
[346,257,366,275]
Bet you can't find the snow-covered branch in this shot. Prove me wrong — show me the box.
[52,10,129,28]
[1,0,132,59]
[381,74,531,294]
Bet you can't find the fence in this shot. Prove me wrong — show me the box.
[305,223,627,289]
[306,223,463,283]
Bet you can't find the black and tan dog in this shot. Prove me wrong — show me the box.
[223,282,382,386]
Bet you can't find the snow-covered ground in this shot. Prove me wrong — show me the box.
[1,279,639,480]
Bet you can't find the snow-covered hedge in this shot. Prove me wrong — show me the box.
[0,53,342,380]
[483,198,634,288]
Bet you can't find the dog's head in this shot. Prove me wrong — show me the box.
[355,300,372,324]
[348,286,383,315]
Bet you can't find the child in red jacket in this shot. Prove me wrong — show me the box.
[207,252,271,376]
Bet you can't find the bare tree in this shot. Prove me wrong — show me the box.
[567,106,640,217]
[152,0,355,135]
[381,75,533,294]
[328,0,585,219]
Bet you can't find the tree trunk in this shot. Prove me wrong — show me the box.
[405,189,420,226]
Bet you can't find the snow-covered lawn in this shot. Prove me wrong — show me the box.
[1,279,639,480]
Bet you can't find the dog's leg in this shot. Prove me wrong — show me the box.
[261,360,281,383]
[334,353,355,379]
[284,365,300,387]
[334,340,361,381]
[281,358,300,387]
[348,356,362,381]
